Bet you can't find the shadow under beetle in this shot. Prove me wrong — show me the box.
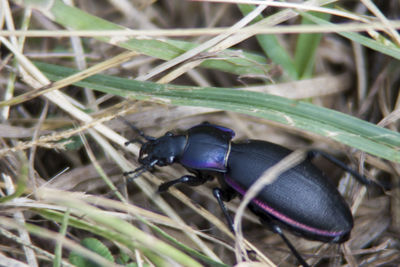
[124,122,372,267]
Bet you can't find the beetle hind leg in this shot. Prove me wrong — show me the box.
[213,191,310,267]
[253,208,310,267]
[307,149,374,186]
[270,224,310,267]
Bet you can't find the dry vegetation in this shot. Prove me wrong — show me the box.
[0,0,400,266]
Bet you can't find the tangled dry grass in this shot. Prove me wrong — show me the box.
[0,0,399,266]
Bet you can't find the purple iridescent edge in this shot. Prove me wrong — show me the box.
[180,153,226,171]
[225,176,345,238]
[209,124,235,138]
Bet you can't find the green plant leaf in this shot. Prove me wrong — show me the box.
[69,237,114,267]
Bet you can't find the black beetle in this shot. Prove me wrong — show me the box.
[124,122,372,266]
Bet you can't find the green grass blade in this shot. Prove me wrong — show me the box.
[295,11,331,79]
[35,62,400,163]
[238,4,299,80]
[302,12,400,60]
[36,208,205,267]
[22,0,267,76]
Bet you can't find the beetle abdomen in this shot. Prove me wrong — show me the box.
[225,140,353,243]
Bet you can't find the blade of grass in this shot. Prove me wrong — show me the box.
[0,154,27,203]
[35,209,161,263]
[238,4,299,80]
[36,204,204,267]
[54,209,70,267]
[35,62,400,163]
[295,10,331,79]
[38,208,229,267]
[301,12,400,60]
[18,0,268,76]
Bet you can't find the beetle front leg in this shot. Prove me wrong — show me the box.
[158,175,208,193]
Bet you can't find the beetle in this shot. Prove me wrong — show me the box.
[123,122,372,266]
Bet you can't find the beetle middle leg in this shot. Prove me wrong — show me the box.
[212,188,237,232]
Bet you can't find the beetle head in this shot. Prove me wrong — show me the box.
[139,132,186,167]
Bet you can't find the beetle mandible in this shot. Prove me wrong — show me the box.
[124,122,372,267]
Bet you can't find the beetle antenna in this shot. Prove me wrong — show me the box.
[119,116,156,141]
[125,166,148,183]
[125,138,144,146]
[123,159,159,182]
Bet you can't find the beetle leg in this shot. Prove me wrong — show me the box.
[248,204,310,267]
[214,190,310,267]
[213,188,235,232]
[308,149,373,186]
[269,223,310,267]
[158,175,208,193]
[123,159,158,182]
